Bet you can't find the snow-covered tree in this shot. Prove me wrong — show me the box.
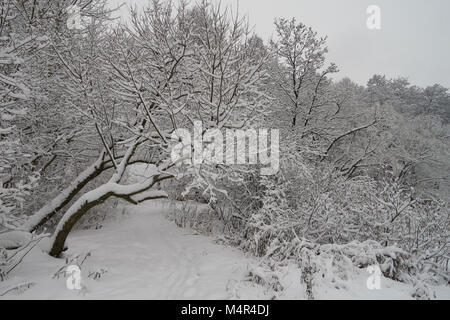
[0,0,270,257]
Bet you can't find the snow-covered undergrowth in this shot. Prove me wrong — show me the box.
[243,239,444,300]
[238,209,448,300]
[1,201,448,299]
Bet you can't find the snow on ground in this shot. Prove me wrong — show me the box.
[0,203,269,299]
[1,202,449,299]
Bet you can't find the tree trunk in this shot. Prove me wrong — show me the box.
[21,151,109,232]
[48,173,173,257]
[48,188,113,257]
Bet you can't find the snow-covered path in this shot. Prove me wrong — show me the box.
[0,203,262,299]
[1,202,449,300]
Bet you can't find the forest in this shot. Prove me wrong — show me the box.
[0,0,448,299]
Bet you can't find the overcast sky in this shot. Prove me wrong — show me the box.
[109,0,450,88]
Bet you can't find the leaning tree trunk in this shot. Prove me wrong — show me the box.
[48,185,114,257]
[48,174,172,257]
[47,137,181,257]
[22,150,109,232]
[21,145,151,233]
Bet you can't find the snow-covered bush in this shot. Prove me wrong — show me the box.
[169,200,220,234]
[236,160,448,294]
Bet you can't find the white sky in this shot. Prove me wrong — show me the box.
[108,0,450,88]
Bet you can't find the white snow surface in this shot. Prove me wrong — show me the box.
[1,202,449,300]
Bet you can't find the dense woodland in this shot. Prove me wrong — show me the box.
[0,0,448,298]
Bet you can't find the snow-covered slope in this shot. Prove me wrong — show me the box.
[0,202,448,299]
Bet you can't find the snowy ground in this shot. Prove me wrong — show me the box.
[1,202,449,299]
